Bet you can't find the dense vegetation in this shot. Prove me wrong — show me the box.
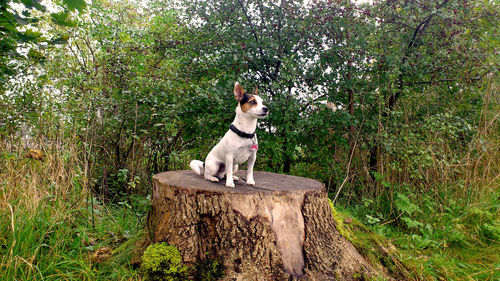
[1,0,498,280]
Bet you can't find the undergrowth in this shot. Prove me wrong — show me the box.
[0,141,144,280]
[333,183,500,281]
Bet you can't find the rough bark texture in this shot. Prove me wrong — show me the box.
[147,170,378,280]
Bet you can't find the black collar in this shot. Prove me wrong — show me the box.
[229,124,255,139]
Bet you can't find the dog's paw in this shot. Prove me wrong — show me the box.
[225,181,235,188]
[205,176,219,182]
[246,178,255,186]
[232,175,239,181]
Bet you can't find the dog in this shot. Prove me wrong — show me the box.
[190,82,268,187]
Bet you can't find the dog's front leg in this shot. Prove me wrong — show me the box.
[225,154,235,188]
[246,150,256,186]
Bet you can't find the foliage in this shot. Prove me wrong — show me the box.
[0,0,86,91]
[141,243,188,281]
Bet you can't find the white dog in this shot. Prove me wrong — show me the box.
[190,82,268,187]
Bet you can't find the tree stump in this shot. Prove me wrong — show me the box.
[147,170,379,280]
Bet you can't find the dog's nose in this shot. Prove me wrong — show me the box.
[263,107,269,113]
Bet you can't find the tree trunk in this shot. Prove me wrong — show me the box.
[147,170,381,280]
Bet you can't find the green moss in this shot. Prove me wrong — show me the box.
[141,243,188,281]
[330,200,349,238]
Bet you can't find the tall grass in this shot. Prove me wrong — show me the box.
[0,137,95,280]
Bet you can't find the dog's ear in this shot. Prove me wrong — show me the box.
[234,82,245,101]
[253,85,258,95]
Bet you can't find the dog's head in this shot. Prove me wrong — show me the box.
[233,82,268,119]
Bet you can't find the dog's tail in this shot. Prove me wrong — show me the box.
[189,160,204,176]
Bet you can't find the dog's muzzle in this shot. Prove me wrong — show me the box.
[258,107,269,117]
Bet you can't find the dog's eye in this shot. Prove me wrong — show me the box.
[249,100,257,105]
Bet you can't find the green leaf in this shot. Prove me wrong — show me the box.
[119,32,131,43]
[28,48,44,60]
[51,12,77,27]
[402,217,423,229]
[21,0,46,11]
[395,193,421,215]
[19,29,43,42]
[366,215,380,225]
[63,0,87,12]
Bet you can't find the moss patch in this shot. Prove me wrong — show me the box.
[140,243,189,281]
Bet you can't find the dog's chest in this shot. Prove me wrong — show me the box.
[233,143,253,164]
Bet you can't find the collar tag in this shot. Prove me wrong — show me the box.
[251,143,258,151]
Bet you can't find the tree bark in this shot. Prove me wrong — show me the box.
[147,170,380,280]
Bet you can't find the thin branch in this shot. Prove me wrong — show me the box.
[380,212,404,226]
[83,36,98,76]
[237,0,263,58]
[67,42,87,73]
[333,137,357,204]
[333,116,366,204]
[388,0,450,111]
[73,39,88,70]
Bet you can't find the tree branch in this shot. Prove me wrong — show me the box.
[67,42,87,74]
[388,0,450,111]
[300,94,329,112]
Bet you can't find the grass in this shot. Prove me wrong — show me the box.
[0,141,144,281]
[0,144,92,280]
[0,199,93,280]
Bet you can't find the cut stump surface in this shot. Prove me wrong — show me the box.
[147,170,379,280]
